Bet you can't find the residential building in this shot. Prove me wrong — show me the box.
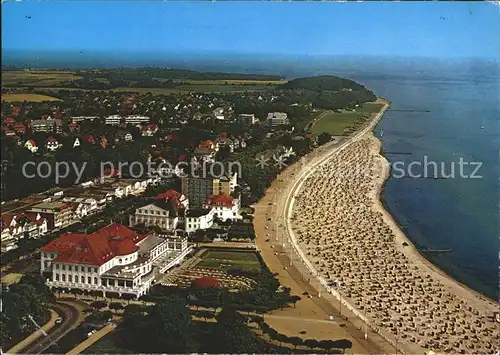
[215,133,235,153]
[1,213,48,248]
[27,202,74,229]
[203,193,240,221]
[141,123,158,137]
[31,119,55,133]
[273,145,295,161]
[105,115,123,126]
[125,115,150,125]
[62,197,99,216]
[213,107,225,121]
[106,114,150,127]
[39,223,191,298]
[238,113,258,125]
[13,122,26,135]
[185,208,214,233]
[193,140,218,163]
[129,201,179,232]
[45,137,61,152]
[266,112,289,126]
[155,189,189,210]
[71,116,99,123]
[181,172,237,208]
[68,122,80,132]
[24,139,39,153]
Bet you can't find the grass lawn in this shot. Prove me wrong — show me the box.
[196,250,262,271]
[361,102,384,113]
[82,332,133,354]
[1,93,62,102]
[311,102,383,135]
[240,207,254,215]
[0,273,23,284]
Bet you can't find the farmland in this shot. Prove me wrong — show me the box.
[2,69,284,94]
[2,70,81,87]
[1,93,62,102]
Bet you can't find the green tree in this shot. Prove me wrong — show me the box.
[109,302,124,312]
[119,304,149,351]
[288,336,303,349]
[317,132,332,146]
[90,300,108,310]
[335,339,353,354]
[304,338,320,349]
[212,305,258,353]
[148,295,193,353]
[19,273,55,303]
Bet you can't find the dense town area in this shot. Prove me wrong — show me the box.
[1,68,379,354]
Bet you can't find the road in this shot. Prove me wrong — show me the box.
[19,302,80,354]
[273,102,401,352]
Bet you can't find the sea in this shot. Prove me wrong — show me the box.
[4,52,499,300]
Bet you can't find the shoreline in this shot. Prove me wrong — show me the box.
[275,99,498,353]
[374,138,499,307]
[377,167,497,304]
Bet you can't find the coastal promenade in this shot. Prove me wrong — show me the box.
[254,99,396,354]
[265,99,499,353]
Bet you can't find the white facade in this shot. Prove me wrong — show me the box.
[41,231,191,298]
[129,203,179,232]
[125,115,150,125]
[238,113,258,125]
[266,112,289,126]
[1,214,48,245]
[185,208,215,233]
[71,116,99,123]
[105,115,123,126]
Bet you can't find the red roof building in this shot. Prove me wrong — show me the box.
[40,223,146,266]
[204,193,234,208]
[69,122,80,132]
[13,122,26,134]
[203,193,240,222]
[1,212,48,246]
[4,117,16,126]
[155,189,189,210]
[39,223,192,299]
[198,139,215,149]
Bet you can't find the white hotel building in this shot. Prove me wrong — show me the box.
[40,223,190,298]
[105,115,151,126]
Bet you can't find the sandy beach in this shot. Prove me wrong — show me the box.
[284,102,500,353]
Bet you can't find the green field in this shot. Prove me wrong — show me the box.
[196,250,262,272]
[181,79,287,85]
[3,69,280,94]
[311,102,383,136]
[114,84,275,94]
[9,84,274,95]
[2,70,81,87]
[1,93,62,102]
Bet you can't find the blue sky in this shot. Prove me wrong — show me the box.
[2,1,499,59]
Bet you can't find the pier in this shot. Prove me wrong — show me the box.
[421,248,452,253]
[389,109,431,113]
